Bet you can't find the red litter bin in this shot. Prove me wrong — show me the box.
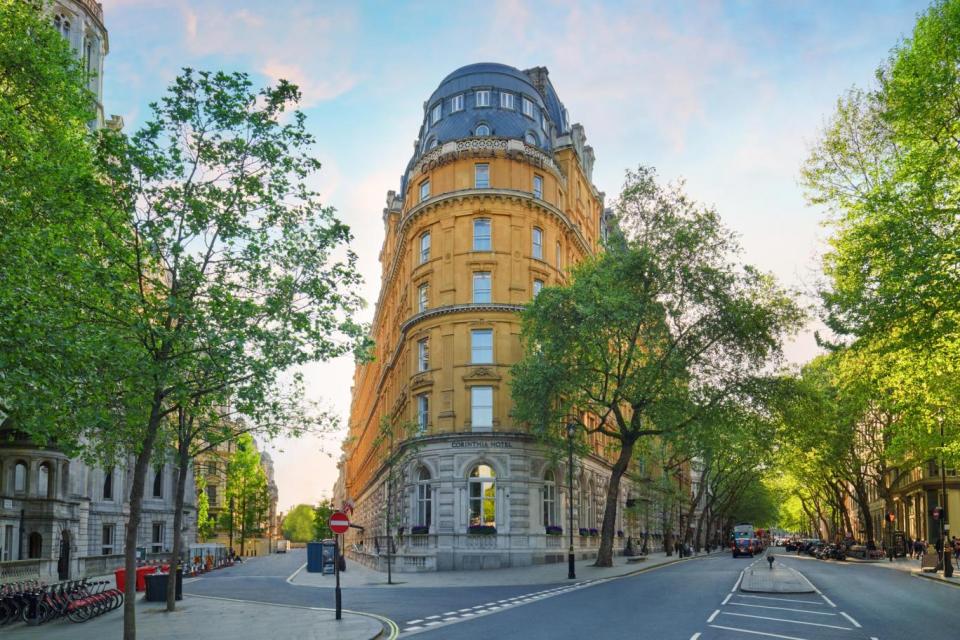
[114,568,127,592]
[136,566,158,591]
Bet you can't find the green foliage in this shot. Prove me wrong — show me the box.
[726,479,779,528]
[222,434,270,546]
[196,490,216,542]
[314,498,335,541]
[283,504,317,543]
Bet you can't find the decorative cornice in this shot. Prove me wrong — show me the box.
[400,303,524,334]
[412,138,567,187]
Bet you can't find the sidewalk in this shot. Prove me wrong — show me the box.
[291,549,726,589]
[800,552,960,588]
[739,559,815,594]
[4,594,385,640]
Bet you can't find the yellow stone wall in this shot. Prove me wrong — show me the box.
[344,140,606,499]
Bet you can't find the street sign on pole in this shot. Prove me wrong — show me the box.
[330,511,350,535]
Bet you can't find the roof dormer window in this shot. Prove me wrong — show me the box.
[475,124,490,136]
[431,103,442,124]
[475,90,490,107]
[522,97,534,118]
[500,92,514,110]
[451,94,464,112]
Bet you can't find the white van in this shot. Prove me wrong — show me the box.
[277,539,289,553]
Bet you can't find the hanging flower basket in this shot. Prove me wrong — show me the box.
[545,525,563,536]
[411,525,429,535]
[579,528,589,537]
[468,525,497,535]
[589,528,599,537]
[617,530,625,538]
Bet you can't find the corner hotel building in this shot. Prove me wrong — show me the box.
[338,63,641,571]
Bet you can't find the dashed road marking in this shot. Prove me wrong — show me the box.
[840,611,861,628]
[721,593,731,605]
[728,602,836,616]
[720,611,852,630]
[709,624,808,640]
[689,633,701,640]
[707,609,720,623]
[732,570,745,592]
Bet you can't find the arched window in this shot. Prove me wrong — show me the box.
[14,461,27,493]
[28,532,42,559]
[103,469,113,501]
[468,464,496,527]
[38,462,50,498]
[427,137,438,150]
[152,466,163,498]
[475,124,490,136]
[524,131,538,146]
[543,470,556,527]
[55,14,70,40]
[416,467,432,528]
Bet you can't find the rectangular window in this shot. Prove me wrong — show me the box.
[419,180,430,202]
[417,338,429,372]
[533,175,543,200]
[420,232,431,264]
[474,163,490,189]
[532,227,543,260]
[101,524,114,556]
[472,272,492,303]
[476,90,490,107]
[522,97,534,118]
[431,103,442,124]
[451,94,464,112]
[533,279,544,297]
[418,283,429,312]
[471,329,493,364]
[471,386,494,431]
[206,484,217,506]
[541,112,548,131]
[417,394,429,432]
[556,242,562,268]
[473,218,491,250]
[500,92,514,110]
[151,522,164,553]
[3,525,13,561]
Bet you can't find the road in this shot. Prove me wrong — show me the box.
[184,549,960,639]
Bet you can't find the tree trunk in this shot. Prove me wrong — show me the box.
[595,440,634,567]
[123,397,164,640]
[167,436,190,611]
[694,504,709,552]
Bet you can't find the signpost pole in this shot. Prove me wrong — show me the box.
[334,534,341,620]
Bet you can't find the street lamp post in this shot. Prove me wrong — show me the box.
[939,414,953,576]
[567,422,576,580]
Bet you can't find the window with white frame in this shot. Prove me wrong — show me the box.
[417,338,429,372]
[418,283,429,312]
[533,175,543,199]
[468,464,496,526]
[471,329,493,364]
[419,179,430,202]
[428,137,438,149]
[417,394,429,432]
[38,463,50,498]
[151,522,164,553]
[416,467,432,527]
[525,132,538,146]
[522,97,534,118]
[541,112,548,131]
[475,90,490,107]
[431,103,442,124]
[451,94,464,112]
[556,242,562,268]
[101,524,115,555]
[532,227,543,259]
[14,462,26,493]
[420,231,431,264]
[471,386,494,431]
[472,272,491,303]
[533,279,544,297]
[500,92,514,110]
[474,163,490,189]
[473,218,491,250]
[543,470,557,527]
[475,124,490,136]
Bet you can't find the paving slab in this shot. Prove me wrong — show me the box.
[739,560,815,593]
[2,593,385,640]
[292,549,727,589]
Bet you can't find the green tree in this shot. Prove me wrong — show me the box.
[283,504,317,543]
[196,489,216,542]
[314,499,335,541]
[221,434,270,555]
[511,167,802,567]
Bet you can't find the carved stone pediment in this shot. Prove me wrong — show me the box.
[410,374,434,390]
[462,367,501,382]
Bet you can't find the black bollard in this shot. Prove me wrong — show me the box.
[945,548,954,578]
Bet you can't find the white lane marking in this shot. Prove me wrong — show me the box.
[442,617,458,622]
[707,609,720,623]
[728,602,835,616]
[284,562,307,584]
[709,624,809,640]
[442,611,457,615]
[425,615,441,620]
[407,619,423,624]
[690,634,701,640]
[840,611,862,628]
[731,570,745,592]
[720,611,852,630]
[736,594,824,605]
[457,608,471,612]
[819,592,837,608]
[722,593,732,605]
[424,621,442,626]
[405,626,424,632]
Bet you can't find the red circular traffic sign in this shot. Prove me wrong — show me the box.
[329,511,350,534]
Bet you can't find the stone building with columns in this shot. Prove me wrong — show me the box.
[0,0,194,580]
[339,63,656,571]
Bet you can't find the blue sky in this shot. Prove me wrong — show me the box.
[100,0,930,511]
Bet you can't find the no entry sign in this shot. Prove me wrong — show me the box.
[329,511,350,534]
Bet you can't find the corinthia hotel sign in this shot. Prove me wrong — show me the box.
[451,439,514,449]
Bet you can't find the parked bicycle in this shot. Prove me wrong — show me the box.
[0,578,123,626]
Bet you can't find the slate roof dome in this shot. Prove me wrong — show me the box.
[407,62,571,175]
